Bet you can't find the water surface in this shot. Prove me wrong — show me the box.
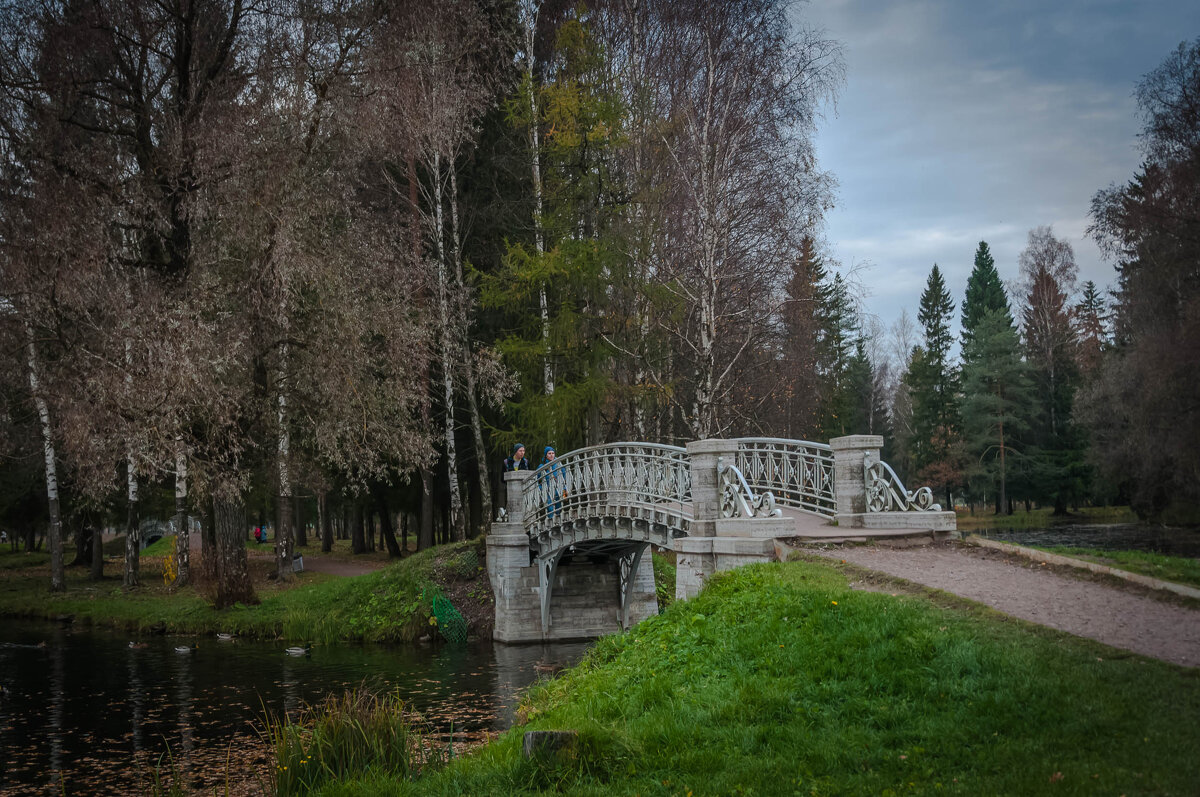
[972,523,1200,558]
[0,621,587,794]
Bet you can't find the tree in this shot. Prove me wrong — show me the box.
[906,264,962,504]
[1074,280,1108,376]
[961,241,1008,350]
[961,305,1033,514]
[1019,226,1086,513]
[1084,37,1200,518]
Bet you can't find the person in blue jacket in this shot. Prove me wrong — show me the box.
[539,445,565,519]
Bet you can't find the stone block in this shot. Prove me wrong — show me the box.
[714,517,798,538]
[836,511,956,531]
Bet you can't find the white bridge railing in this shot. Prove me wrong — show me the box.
[522,442,692,539]
[733,438,837,517]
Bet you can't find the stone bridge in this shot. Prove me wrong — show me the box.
[487,435,956,642]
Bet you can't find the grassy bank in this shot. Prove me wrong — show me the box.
[314,557,1199,796]
[955,505,1138,530]
[1032,546,1200,590]
[0,539,490,643]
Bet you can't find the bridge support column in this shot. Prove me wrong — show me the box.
[675,439,777,600]
[489,471,542,643]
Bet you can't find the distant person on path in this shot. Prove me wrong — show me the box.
[504,443,530,472]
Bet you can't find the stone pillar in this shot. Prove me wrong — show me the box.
[488,471,540,642]
[830,435,880,527]
[685,439,737,537]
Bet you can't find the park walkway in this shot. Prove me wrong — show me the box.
[809,541,1200,668]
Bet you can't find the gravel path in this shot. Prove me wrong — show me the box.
[809,542,1200,668]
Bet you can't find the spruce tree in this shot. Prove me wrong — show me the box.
[961,241,1010,349]
[961,306,1033,514]
[906,264,962,503]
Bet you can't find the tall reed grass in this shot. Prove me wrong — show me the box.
[260,689,450,795]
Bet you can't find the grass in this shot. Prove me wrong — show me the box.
[0,539,484,643]
[261,689,451,795]
[316,557,1200,796]
[955,505,1137,530]
[1031,546,1200,590]
[650,551,676,612]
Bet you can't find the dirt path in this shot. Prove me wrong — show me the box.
[808,542,1200,668]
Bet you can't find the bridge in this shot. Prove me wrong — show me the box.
[487,435,956,643]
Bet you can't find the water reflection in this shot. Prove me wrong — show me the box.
[974,523,1200,557]
[0,621,590,794]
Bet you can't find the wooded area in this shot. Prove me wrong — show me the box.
[0,1,1195,600]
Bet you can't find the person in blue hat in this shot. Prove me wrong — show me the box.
[538,445,565,519]
[503,443,530,472]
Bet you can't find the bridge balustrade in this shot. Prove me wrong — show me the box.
[732,438,837,517]
[521,442,692,545]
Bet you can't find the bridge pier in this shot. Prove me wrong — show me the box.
[488,471,658,643]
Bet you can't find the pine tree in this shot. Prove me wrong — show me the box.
[961,241,1010,349]
[961,306,1033,514]
[815,272,860,437]
[906,264,962,503]
[1074,280,1108,375]
[781,236,827,438]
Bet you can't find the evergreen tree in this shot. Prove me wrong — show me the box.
[780,236,827,438]
[961,241,1010,349]
[1074,280,1108,375]
[815,272,859,437]
[961,306,1033,514]
[906,264,962,503]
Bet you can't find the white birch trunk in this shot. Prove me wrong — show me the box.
[449,167,491,527]
[522,1,553,396]
[24,320,64,591]
[124,335,140,589]
[433,152,465,542]
[275,288,294,580]
[174,436,189,586]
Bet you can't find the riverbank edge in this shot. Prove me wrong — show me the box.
[965,535,1200,599]
[0,539,498,644]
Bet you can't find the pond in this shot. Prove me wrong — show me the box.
[970,523,1200,558]
[0,621,589,794]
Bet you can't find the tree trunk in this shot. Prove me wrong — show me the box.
[25,320,64,591]
[400,511,409,556]
[124,461,139,590]
[351,501,365,554]
[90,524,103,580]
[320,493,333,553]
[174,440,190,586]
[294,494,306,547]
[213,494,256,609]
[448,166,491,534]
[430,152,466,544]
[374,491,401,558]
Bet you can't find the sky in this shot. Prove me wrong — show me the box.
[800,0,1200,332]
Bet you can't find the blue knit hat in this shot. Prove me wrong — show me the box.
[544,445,556,457]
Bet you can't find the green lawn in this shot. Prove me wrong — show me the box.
[1036,546,1200,590]
[314,557,1200,796]
[0,539,483,643]
[955,505,1138,529]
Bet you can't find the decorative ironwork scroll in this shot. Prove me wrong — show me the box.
[717,457,782,519]
[733,438,837,517]
[864,453,941,512]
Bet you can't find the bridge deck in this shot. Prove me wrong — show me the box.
[774,507,954,542]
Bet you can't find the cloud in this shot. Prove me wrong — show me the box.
[801,0,1200,327]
